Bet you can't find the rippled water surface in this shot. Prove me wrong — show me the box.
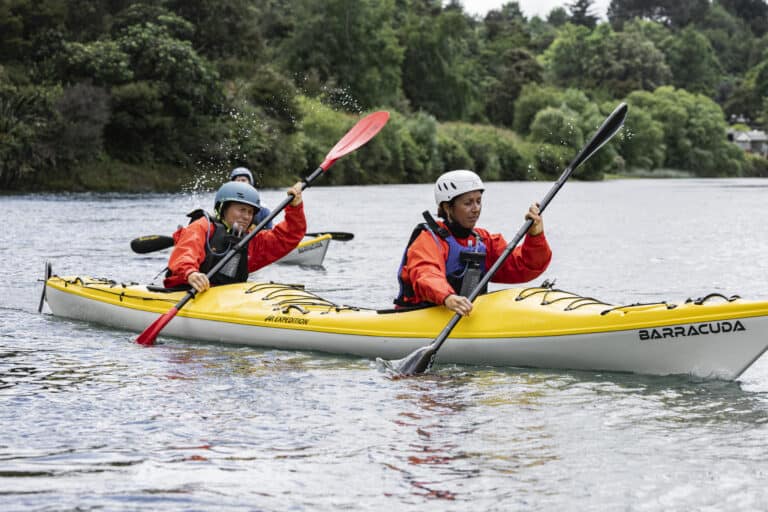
[2,179,768,510]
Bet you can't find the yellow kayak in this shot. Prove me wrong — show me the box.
[42,271,768,380]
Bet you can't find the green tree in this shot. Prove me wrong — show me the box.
[483,48,542,127]
[614,107,665,169]
[60,39,133,85]
[568,0,598,29]
[53,82,110,164]
[165,0,265,68]
[526,93,618,179]
[543,23,671,97]
[401,5,482,120]
[741,57,768,124]
[0,0,69,82]
[283,0,403,110]
[662,26,723,96]
[607,0,710,29]
[0,85,58,187]
[483,2,529,46]
[540,23,594,89]
[527,14,559,53]
[238,64,302,133]
[55,6,224,163]
[0,80,110,188]
[0,1,26,63]
[695,3,754,75]
[513,84,563,134]
[547,7,569,27]
[592,27,671,96]
[622,18,672,49]
[723,76,760,122]
[720,0,768,37]
[530,106,584,147]
[627,86,743,176]
[439,122,527,180]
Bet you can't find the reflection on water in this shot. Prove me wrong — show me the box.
[0,347,123,395]
[2,180,768,510]
[381,371,561,503]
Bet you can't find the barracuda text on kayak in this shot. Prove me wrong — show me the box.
[639,320,746,340]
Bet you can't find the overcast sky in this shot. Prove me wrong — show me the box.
[462,0,611,20]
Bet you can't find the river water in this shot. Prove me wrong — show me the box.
[2,179,768,510]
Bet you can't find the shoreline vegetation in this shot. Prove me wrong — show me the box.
[17,165,706,195]
[604,169,696,179]
[3,1,768,193]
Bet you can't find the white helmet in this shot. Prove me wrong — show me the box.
[434,170,484,205]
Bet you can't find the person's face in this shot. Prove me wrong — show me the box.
[223,202,255,230]
[232,176,250,184]
[446,190,482,229]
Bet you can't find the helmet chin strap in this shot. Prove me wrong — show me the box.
[215,203,225,221]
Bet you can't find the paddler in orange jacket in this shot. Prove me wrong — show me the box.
[394,170,551,316]
[164,181,306,291]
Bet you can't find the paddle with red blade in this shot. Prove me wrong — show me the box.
[380,102,628,376]
[135,110,390,346]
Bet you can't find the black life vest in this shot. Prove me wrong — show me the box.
[196,211,250,285]
[394,211,487,307]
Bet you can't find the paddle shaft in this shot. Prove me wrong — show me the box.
[411,103,629,372]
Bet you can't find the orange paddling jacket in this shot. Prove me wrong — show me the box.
[163,203,306,288]
[396,218,551,307]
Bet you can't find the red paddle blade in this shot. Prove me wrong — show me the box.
[320,111,389,170]
[135,307,178,346]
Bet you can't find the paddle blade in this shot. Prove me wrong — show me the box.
[131,235,175,254]
[38,260,52,313]
[570,102,628,171]
[305,231,354,242]
[378,344,437,376]
[135,307,178,346]
[320,111,390,170]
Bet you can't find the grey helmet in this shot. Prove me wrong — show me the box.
[214,181,261,216]
[229,167,254,186]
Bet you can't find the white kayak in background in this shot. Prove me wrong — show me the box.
[276,233,332,266]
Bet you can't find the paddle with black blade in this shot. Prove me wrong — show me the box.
[305,231,354,241]
[380,102,628,376]
[130,231,354,253]
[130,235,175,253]
[135,110,390,346]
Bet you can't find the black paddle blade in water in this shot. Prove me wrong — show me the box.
[376,344,436,376]
[38,260,52,313]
